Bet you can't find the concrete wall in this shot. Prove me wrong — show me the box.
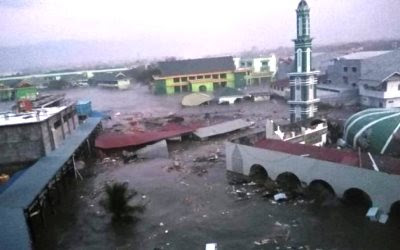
[0,123,45,166]
[326,59,361,86]
[0,106,77,168]
[225,142,400,213]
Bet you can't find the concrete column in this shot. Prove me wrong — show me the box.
[60,113,65,140]
[46,120,56,150]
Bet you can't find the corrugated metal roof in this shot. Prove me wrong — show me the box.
[95,122,202,149]
[193,119,253,139]
[254,138,400,175]
[360,50,400,81]
[340,50,392,60]
[157,56,235,77]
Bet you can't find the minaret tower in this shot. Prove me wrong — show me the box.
[288,0,319,123]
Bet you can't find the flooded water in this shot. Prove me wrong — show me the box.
[33,139,400,250]
[26,87,400,250]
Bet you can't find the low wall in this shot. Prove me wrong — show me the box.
[226,141,400,213]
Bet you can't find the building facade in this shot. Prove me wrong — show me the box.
[153,57,244,95]
[288,0,319,123]
[0,105,78,168]
[359,73,400,108]
[233,56,277,85]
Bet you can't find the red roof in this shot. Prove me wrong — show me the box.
[95,122,202,150]
[254,139,400,175]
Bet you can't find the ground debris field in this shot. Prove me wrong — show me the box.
[34,87,400,250]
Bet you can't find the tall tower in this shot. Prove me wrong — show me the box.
[288,0,319,123]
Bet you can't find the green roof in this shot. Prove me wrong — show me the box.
[344,108,400,154]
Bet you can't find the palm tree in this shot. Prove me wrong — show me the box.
[101,182,144,223]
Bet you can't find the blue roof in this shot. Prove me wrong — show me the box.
[0,208,31,250]
[0,117,102,249]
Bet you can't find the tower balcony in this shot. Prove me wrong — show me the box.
[288,98,320,105]
[288,70,320,77]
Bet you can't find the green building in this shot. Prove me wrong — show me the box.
[153,56,245,95]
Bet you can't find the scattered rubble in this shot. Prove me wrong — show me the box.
[136,140,169,159]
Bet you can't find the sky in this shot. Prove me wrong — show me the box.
[1,0,400,58]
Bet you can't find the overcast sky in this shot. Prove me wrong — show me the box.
[1,0,399,58]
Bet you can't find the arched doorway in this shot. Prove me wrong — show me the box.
[308,180,336,204]
[342,188,372,214]
[276,172,301,192]
[199,85,207,92]
[249,164,268,185]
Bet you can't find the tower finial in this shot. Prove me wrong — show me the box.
[297,0,309,11]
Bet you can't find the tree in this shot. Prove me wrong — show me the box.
[100,182,144,223]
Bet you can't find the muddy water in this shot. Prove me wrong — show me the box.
[33,139,400,250]
[31,87,400,249]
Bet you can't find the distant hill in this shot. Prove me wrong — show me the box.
[0,40,178,75]
[1,39,399,75]
[238,39,400,58]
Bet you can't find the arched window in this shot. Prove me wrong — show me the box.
[305,18,310,36]
[298,18,303,36]
[297,49,302,73]
[306,48,311,72]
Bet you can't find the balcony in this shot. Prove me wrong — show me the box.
[360,88,400,99]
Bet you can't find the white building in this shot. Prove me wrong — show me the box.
[233,55,277,85]
[359,72,400,108]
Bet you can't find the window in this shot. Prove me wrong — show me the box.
[174,86,181,93]
[344,67,348,72]
[343,76,349,84]
[213,82,220,90]
[398,84,400,91]
[307,48,311,72]
[261,61,268,66]
[182,85,189,92]
[205,75,211,79]
[352,83,357,88]
[54,120,61,129]
[352,67,357,73]
[181,77,187,82]
[212,74,219,79]
[221,81,227,87]
[389,100,394,104]
[220,73,227,79]
[240,62,245,67]
[197,75,204,79]
[246,62,253,67]
[189,76,195,80]
[173,78,180,83]
[297,49,302,73]
[328,79,332,84]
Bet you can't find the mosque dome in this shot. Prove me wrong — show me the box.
[343,108,400,155]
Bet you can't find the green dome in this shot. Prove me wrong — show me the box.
[343,108,400,154]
